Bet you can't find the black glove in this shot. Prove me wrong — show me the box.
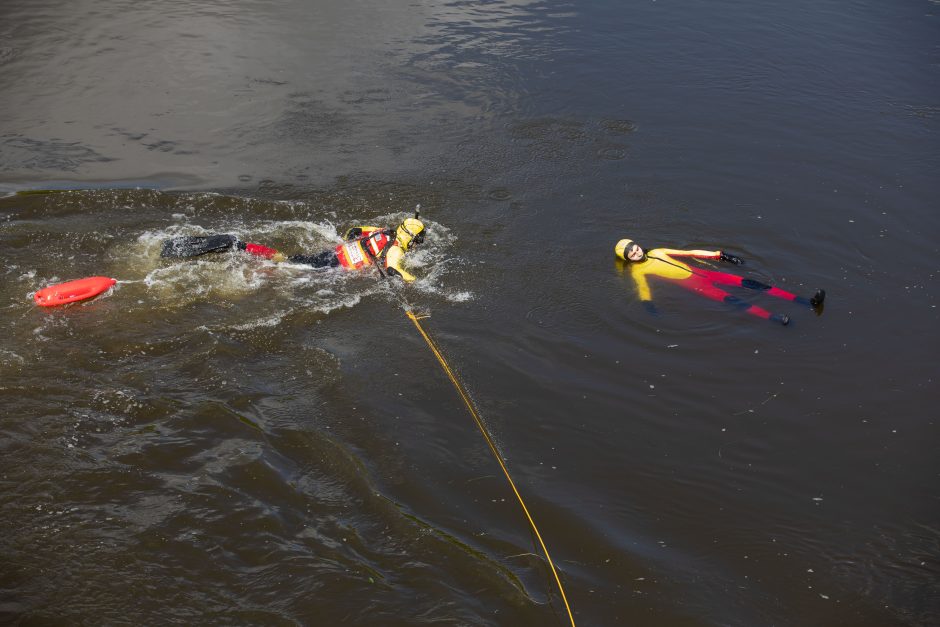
[642,300,659,315]
[719,252,745,265]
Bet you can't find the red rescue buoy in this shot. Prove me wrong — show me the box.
[34,276,117,307]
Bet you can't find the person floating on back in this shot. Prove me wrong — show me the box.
[614,238,825,325]
[160,210,427,282]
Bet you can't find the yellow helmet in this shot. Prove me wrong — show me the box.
[614,238,635,260]
[396,218,426,251]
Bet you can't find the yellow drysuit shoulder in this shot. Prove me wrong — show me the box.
[628,248,720,300]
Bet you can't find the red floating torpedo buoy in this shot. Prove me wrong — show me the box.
[33,276,117,307]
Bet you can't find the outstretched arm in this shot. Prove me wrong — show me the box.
[657,247,721,260]
[657,247,743,265]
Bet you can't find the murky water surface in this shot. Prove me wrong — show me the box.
[2,0,938,624]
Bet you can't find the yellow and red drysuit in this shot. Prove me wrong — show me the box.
[622,247,820,324]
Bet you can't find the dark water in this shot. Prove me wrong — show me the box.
[2,0,938,624]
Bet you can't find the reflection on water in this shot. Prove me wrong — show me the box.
[0,0,574,191]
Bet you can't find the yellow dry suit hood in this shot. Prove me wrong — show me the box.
[615,238,638,261]
[396,218,426,251]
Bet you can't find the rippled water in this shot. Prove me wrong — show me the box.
[2,0,938,625]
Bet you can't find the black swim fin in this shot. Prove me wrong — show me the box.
[160,234,238,258]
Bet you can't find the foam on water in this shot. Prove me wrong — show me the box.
[126,213,468,316]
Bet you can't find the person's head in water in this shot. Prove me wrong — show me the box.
[396,217,426,251]
[615,238,645,262]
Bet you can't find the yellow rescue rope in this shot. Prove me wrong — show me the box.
[405,308,576,627]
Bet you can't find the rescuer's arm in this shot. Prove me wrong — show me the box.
[385,245,417,282]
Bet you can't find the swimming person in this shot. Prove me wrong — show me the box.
[287,216,425,282]
[161,212,427,282]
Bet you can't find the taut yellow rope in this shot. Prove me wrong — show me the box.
[405,309,576,627]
